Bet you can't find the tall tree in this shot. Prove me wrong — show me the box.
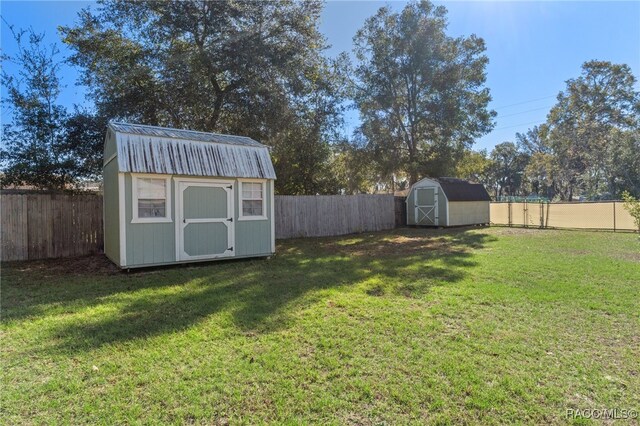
[516,126,549,155]
[545,61,640,198]
[330,140,379,194]
[455,149,493,186]
[489,142,529,198]
[1,26,74,189]
[516,126,557,199]
[61,108,110,181]
[352,0,495,184]
[61,0,347,194]
[522,152,559,200]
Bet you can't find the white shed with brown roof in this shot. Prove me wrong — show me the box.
[406,177,491,227]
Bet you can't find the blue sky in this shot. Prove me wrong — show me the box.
[2,1,639,151]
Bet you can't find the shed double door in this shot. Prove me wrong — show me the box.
[176,180,235,261]
[415,187,439,226]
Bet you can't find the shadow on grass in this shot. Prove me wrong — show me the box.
[3,227,496,353]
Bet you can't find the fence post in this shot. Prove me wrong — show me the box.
[613,202,616,232]
[539,201,544,228]
[545,201,550,228]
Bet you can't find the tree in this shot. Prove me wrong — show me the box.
[515,126,558,199]
[455,149,493,185]
[545,61,640,199]
[488,142,529,199]
[522,152,558,200]
[61,109,110,181]
[0,25,74,189]
[516,126,549,155]
[352,0,495,185]
[621,191,640,232]
[61,0,347,194]
[329,141,377,194]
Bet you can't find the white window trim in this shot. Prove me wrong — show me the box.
[131,173,173,224]
[238,179,267,221]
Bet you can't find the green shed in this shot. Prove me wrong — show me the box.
[103,122,276,268]
[406,177,491,227]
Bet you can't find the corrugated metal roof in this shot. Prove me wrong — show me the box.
[109,122,265,147]
[434,177,491,202]
[109,122,276,179]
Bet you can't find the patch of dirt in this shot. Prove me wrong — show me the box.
[2,254,121,276]
[613,252,640,263]
[317,228,491,258]
[567,250,590,256]
[365,285,385,296]
[490,227,547,236]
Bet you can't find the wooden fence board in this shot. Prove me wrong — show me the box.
[274,194,396,239]
[1,193,104,261]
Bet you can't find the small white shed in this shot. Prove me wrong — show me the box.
[406,177,491,227]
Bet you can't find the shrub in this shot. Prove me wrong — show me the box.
[621,191,640,232]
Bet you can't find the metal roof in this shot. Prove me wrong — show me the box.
[109,122,265,147]
[434,177,491,202]
[108,122,276,179]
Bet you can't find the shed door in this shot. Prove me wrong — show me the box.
[415,187,439,226]
[177,180,235,261]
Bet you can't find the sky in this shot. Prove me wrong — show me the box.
[1,1,639,152]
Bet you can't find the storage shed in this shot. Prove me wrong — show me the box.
[103,122,276,268]
[406,177,491,227]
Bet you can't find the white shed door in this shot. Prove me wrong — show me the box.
[415,187,439,226]
[177,180,235,261]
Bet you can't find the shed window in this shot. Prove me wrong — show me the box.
[132,175,172,223]
[240,181,266,220]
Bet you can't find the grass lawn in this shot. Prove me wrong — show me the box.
[2,227,639,424]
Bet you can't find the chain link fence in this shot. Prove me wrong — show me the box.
[490,201,637,232]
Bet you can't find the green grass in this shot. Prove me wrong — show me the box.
[2,227,639,425]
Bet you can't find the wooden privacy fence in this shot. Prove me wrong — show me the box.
[490,201,637,231]
[1,192,396,261]
[1,193,103,261]
[274,194,396,239]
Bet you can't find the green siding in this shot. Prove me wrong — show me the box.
[121,174,274,267]
[103,159,120,264]
[125,174,176,266]
[103,130,117,160]
[234,181,273,256]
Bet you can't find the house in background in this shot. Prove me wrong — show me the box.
[103,122,276,269]
[406,177,491,227]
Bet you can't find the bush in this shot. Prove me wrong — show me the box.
[621,191,640,232]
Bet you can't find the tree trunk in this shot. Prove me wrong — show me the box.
[409,171,419,186]
[209,92,224,130]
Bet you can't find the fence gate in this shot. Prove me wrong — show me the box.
[415,187,439,225]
